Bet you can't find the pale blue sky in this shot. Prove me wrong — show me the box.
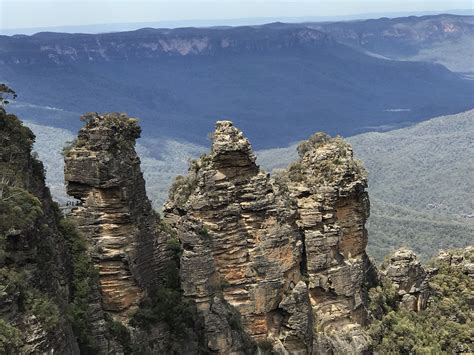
[0,0,472,31]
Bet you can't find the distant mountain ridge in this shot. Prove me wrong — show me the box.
[1,14,473,148]
[0,26,332,64]
[1,14,471,65]
[308,14,474,73]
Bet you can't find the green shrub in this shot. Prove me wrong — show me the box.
[0,186,43,234]
[131,287,193,334]
[296,132,330,157]
[368,253,474,353]
[26,291,60,331]
[105,314,133,354]
[59,218,99,353]
[287,162,305,182]
[198,227,210,240]
[0,319,22,353]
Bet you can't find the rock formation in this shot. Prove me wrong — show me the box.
[283,133,375,353]
[165,122,375,353]
[435,246,474,278]
[63,112,173,351]
[380,248,432,312]
[164,121,307,353]
[3,108,471,354]
[0,108,78,353]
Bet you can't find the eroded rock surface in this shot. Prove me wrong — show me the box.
[380,248,431,312]
[64,113,167,321]
[165,121,310,353]
[283,133,375,353]
[165,123,375,354]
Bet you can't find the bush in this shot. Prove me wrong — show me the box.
[26,291,60,331]
[0,186,43,234]
[0,319,22,353]
[368,252,474,353]
[296,132,330,157]
[131,287,194,334]
[287,162,305,182]
[59,218,99,353]
[105,314,133,354]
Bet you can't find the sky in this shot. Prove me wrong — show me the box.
[0,0,472,31]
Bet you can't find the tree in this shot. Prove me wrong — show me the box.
[0,84,17,108]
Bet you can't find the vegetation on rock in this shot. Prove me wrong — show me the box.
[59,218,100,353]
[369,248,473,353]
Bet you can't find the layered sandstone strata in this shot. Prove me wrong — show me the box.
[165,121,312,353]
[283,133,375,353]
[64,113,164,317]
[165,122,375,354]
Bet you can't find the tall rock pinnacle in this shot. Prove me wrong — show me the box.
[285,132,375,353]
[64,113,162,316]
[165,124,375,354]
[165,121,310,353]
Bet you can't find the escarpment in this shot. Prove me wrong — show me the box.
[0,108,78,353]
[164,122,375,353]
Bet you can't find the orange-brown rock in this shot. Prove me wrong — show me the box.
[165,125,376,354]
[284,133,375,353]
[165,121,312,353]
[64,113,165,318]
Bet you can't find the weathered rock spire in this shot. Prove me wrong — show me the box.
[165,121,311,353]
[285,132,375,353]
[64,113,162,316]
[166,124,376,354]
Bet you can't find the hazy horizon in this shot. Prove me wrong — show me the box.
[1,0,472,35]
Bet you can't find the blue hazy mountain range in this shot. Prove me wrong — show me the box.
[1,14,473,149]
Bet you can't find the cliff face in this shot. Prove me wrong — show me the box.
[0,27,331,65]
[164,121,307,353]
[283,133,375,353]
[0,108,78,353]
[3,109,469,354]
[165,122,374,353]
[63,112,174,351]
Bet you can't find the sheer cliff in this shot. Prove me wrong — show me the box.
[283,133,377,353]
[0,108,78,353]
[63,112,197,353]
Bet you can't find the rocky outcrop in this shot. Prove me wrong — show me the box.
[165,123,375,354]
[165,121,310,353]
[435,247,474,278]
[65,112,166,308]
[64,112,174,351]
[283,133,375,353]
[380,248,431,312]
[0,108,79,353]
